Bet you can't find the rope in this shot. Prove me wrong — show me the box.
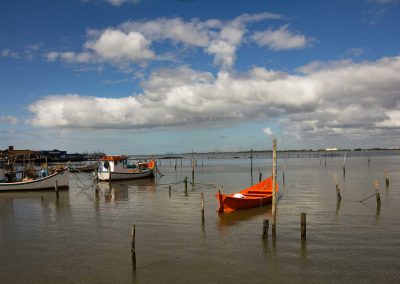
[69,171,96,190]
[68,164,96,179]
[359,193,378,203]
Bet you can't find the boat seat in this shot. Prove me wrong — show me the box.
[247,190,272,194]
[243,193,270,197]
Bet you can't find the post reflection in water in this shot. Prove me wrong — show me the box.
[97,178,156,203]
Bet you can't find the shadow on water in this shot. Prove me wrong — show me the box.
[217,204,272,228]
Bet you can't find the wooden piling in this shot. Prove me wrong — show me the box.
[262,219,269,239]
[169,186,171,197]
[283,164,286,186]
[201,193,205,222]
[272,139,277,239]
[374,181,381,208]
[184,176,188,192]
[343,151,346,178]
[301,212,306,240]
[54,180,59,201]
[192,158,195,182]
[259,171,262,182]
[131,224,136,271]
[333,173,341,201]
[385,171,389,187]
[175,159,177,171]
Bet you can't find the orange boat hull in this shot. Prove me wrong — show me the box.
[216,176,278,213]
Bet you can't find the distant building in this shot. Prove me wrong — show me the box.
[39,149,67,161]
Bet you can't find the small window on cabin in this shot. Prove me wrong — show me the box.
[104,161,109,169]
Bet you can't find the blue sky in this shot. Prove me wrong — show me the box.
[1,0,400,154]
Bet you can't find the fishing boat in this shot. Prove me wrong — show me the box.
[0,149,69,191]
[69,162,98,173]
[0,167,69,191]
[216,176,278,213]
[97,156,155,181]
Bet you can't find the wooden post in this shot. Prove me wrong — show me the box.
[333,173,341,201]
[184,176,188,193]
[385,171,389,187]
[175,159,177,171]
[272,139,277,239]
[169,186,172,197]
[192,158,195,183]
[219,188,224,213]
[343,151,346,178]
[282,163,286,185]
[374,181,381,209]
[131,224,136,271]
[301,212,306,240]
[201,193,205,222]
[262,219,269,239]
[259,171,262,182]
[54,180,59,201]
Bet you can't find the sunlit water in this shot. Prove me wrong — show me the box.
[1,153,400,283]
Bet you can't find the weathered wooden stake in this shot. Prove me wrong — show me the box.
[262,219,269,239]
[333,173,341,201]
[54,180,59,201]
[283,165,286,186]
[41,196,44,203]
[201,193,205,222]
[272,139,277,239]
[192,158,195,182]
[301,212,306,240]
[184,176,188,192]
[374,181,381,209]
[131,224,136,271]
[385,171,389,187]
[259,171,262,182]
[175,159,177,171]
[368,156,371,167]
[343,151,346,178]
[169,186,172,197]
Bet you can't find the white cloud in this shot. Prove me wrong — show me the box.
[106,0,139,5]
[84,29,154,62]
[262,128,273,136]
[28,56,400,146]
[252,24,313,50]
[0,115,18,125]
[45,12,287,69]
[2,49,20,59]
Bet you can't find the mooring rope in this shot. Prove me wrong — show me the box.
[69,171,96,190]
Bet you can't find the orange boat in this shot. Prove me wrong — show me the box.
[216,176,278,213]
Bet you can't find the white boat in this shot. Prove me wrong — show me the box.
[97,156,155,181]
[0,167,69,191]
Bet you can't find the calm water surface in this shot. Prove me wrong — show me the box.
[1,154,400,283]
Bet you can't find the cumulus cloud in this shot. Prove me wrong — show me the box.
[252,24,313,50]
[263,128,273,136]
[45,11,291,69]
[0,115,18,125]
[28,56,400,146]
[84,29,154,62]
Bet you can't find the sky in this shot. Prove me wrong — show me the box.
[1,0,400,154]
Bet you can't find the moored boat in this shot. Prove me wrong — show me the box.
[69,162,98,172]
[97,156,155,181]
[0,167,69,191]
[216,176,278,213]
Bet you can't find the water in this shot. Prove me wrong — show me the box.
[1,153,400,283]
